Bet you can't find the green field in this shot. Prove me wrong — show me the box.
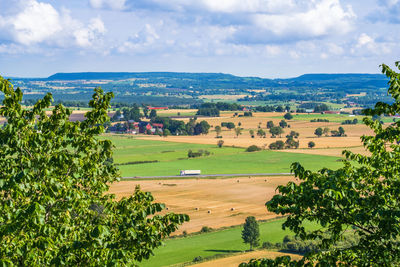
[140,218,319,267]
[291,113,364,123]
[104,135,343,177]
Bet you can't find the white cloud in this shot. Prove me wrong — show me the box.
[117,24,160,53]
[9,0,62,45]
[74,17,106,47]
[357,33,374,47]
[240,0,355,43]
[89,0,126,11]
[0,0,107,50]
[264,45,281,56]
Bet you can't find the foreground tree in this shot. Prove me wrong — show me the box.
[242,216,260,251]
[241,62,400,265]
[0,77,189,266]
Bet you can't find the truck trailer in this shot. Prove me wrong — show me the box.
[180,170,201,176]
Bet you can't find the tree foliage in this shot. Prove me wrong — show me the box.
[242,216,260,250]
[284,113,293,120]
[245,62,400,265]
[0,77,189,266]
[314,127,323,137]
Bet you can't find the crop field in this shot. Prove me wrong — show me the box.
[193,250,302,267]
[105,135,342,177]
[137,217,319,267]
[110,176,298,234]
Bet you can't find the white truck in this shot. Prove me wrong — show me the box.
[180,170,201,176]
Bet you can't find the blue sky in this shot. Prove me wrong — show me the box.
[0,0,399,78]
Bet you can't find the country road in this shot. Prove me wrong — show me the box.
[121,173,293,179]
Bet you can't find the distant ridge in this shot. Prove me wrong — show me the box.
[289,73,385,81]
[47,72,238,80]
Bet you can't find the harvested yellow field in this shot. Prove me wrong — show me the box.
[109,176,295,234]
[193,250,301,267]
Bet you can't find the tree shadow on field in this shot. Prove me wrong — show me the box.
[204,249,242,253]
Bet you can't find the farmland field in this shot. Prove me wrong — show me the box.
[138,218,319,267]
[110,176,298,234]
[193,250,302,267]
[105,135,343,177]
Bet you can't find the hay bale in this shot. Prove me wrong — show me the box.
[207,210,211,214]
[231,208,235,211]
[195,207,199,211]
[237,180,240,183]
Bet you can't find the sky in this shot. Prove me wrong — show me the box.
[0,0,399,78]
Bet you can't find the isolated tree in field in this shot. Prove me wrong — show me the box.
[308,141,316,148]
[214,125,222,137]
[266,120,274,129]
[279,119,288,128]
[257,129,266,138]
[249,129,255,138]
[234,127,242,138]
[308,141,315,148]
[243,62,400,266]
[323,127,330,136]
[287,130,299,139]
[338,126,345,136]
[284,112,293,120]
[0,77,189,266]
[270,126,284,138]
[217,140,224,148]
[242,216,260,250]
[314,127,323,137]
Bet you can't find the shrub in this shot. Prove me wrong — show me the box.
[193,256,203,262]
[200,226,213,233]
[246,145,262,152]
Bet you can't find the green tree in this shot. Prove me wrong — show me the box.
[149,109,157,119]
[266,121,274,129]
[338,126,345,136]
[287,130,299,139]
[308,141,316,148]
[323,127,330,136]
[270,126,284,137]
[257,129,266,138]
[0,77,189,266]
[215,125,222,137]
[314,127,323,137]
[163,128,171,137]
[284,112,293,120]
[279,120,288,128]
[242,216,260,251]
[226,122,235,130]
[234,127,242,138]
[217,140,224,148]
[194,120,210,135]
[253,62,400,265]
[249,129,255,138]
